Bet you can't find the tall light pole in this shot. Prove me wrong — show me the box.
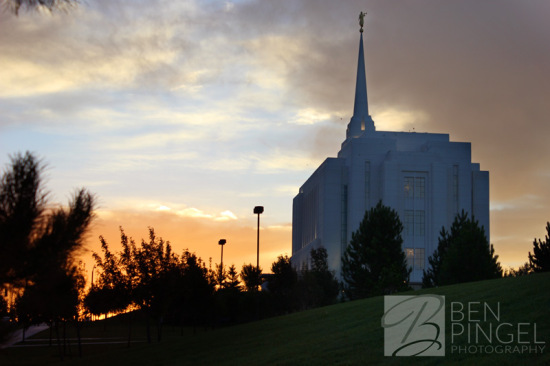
[218,239,227,272]
[253,206,264,272]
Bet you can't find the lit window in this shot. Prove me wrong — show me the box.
[404,177,414,198]
[405,248,414,269]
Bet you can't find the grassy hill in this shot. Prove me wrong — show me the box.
[2,272,549,365]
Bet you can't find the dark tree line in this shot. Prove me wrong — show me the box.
[85,234,341,340]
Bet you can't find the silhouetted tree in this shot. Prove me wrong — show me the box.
[87,235,129,318]
[296,247,339,309]
[268,255,297,314]
[529,222,550,272]
[212,264,241,324]
[240,264,262,292]
[0,152,47,290]
[504,262,531,277]
[86,228,139,348]
[133,228,178,342]
[341,201,410,300]
[178,250,214,333]
[32,189,95,273]
[422,226,452,288]
[423,211,502,287]
[1,153,95,348]
[214,264,227,289]
[17,189,94,359]
[225,265,241,291]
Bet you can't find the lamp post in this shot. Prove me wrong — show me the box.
[218,239,227,272]
[253,206,264,271]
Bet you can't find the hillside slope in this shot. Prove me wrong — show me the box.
[71,272,550,365]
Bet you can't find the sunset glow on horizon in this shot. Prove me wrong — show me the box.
[2,0,549,276]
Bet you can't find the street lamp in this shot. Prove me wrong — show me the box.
[253,206,264,271]
[218,239,227,272]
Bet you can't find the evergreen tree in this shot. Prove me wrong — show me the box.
[225,265,241,291]
[341,201,410,300]
[309,247,339,305]
[214,264,227,289]
[422,226,452,288]
[528,222,550,272]
[297,247,339,309]
[423,211,502,287]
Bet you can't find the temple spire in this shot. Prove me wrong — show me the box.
[346,12,375,139]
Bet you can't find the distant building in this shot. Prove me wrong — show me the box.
[291,24,489,285]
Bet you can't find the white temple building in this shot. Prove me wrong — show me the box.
[290,21,489,285]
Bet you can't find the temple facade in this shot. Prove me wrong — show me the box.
[290,24,489,285]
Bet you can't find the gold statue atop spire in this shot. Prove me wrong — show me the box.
[359,11,366,33]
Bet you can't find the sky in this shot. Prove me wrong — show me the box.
[1,0,549,277]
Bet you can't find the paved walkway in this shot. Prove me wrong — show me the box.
[0,324,50,349]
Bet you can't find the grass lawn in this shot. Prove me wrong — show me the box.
[1,272,548,365]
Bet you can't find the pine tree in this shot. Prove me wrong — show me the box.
[341,201,410,300]
[297,247,340,308]
[423,211,502,287]
[225,265,241,291]
[528,222,550,272]
[422,226,451,288]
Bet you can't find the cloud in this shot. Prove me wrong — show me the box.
[374,108,430,132]
[216,210,238,221]
[255,150,321,173]
[290,108,333,125]
[491,195,545,212]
